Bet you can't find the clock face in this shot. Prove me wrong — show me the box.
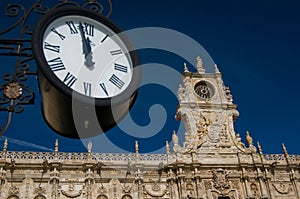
[41,14,134,99]
[194,81,214,99]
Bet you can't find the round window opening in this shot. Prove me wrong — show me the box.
[194,81,215,99]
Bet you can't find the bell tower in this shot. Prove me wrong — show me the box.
[174,56,254,155]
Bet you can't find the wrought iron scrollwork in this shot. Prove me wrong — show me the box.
[0,0,112,136]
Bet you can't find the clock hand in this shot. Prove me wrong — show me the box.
[78,22,95,70]
[78,22,88,55]
[84,37,95,70]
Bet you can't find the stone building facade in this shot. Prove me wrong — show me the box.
[0,58,299,199]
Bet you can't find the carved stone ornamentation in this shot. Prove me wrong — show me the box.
[250,183,259,197]
[178,84,186,100]
[98,185,107,195]
[194,111,236,149]
[212,169,231,192]
[122,183,133,194]
[186,183,196,198]
[8,185,19,195]
[204,181,213,190]
[61,182,83,198]
[272,183,293,194]
[34,186,46,195]
[143,180,168,197]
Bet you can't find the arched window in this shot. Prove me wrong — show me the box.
[7,195,19,199]
[34,195,46,199]
[97,195,108,199]
[121,195,132,199]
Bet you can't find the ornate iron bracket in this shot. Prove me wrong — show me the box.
[0,0,112,137]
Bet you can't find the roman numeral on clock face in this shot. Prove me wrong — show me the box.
[47,57,66,72]
[109,74,125,89]
[110,49,122,56]
[101,34,109,43]
[83,82,92,96]
[44,42,60,53]
[99,83,109,96]
[63,72,77,88]
[51,27,66,40]
[65,21,78,34]
[84,23,94,36]
[114,63,128,73]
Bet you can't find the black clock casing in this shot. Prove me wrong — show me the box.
[32,7,141,138]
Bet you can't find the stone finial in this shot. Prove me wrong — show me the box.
[135,140,139,154]
[3,138,8,153]
[87,141,92,153]
[214,64,221,74]
[282,143,288,155]
[166,141,170,154]
[196,56,206,74]
[172,130,178,145]
[246,131,253,146]
[54,139,59,153]
[257,142,262,153]
[183,63,189,72]
[282,143,291,165]
[257,142,265,163]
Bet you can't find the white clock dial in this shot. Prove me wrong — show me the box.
[42,15,133,98]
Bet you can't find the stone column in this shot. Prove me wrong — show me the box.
[257,168,268,198]
[84,166,94,199]
[135,168,144,199]
[177,167,186,199]
[194,167,204,199]
[0,166,6,197]
[241,167,251,198]
[49,163,61,199]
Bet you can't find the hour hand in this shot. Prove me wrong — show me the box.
[84,37,95,70]
[78,22,95,70]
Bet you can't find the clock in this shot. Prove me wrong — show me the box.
[32,7,141,138]
[194,81,214,99]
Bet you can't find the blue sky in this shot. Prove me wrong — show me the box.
[0,0,299,155]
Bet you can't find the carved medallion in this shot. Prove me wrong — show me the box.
[144,180,168,197]
[61,182,82,198]
[272,183,293,194]
[212,169,230,191]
